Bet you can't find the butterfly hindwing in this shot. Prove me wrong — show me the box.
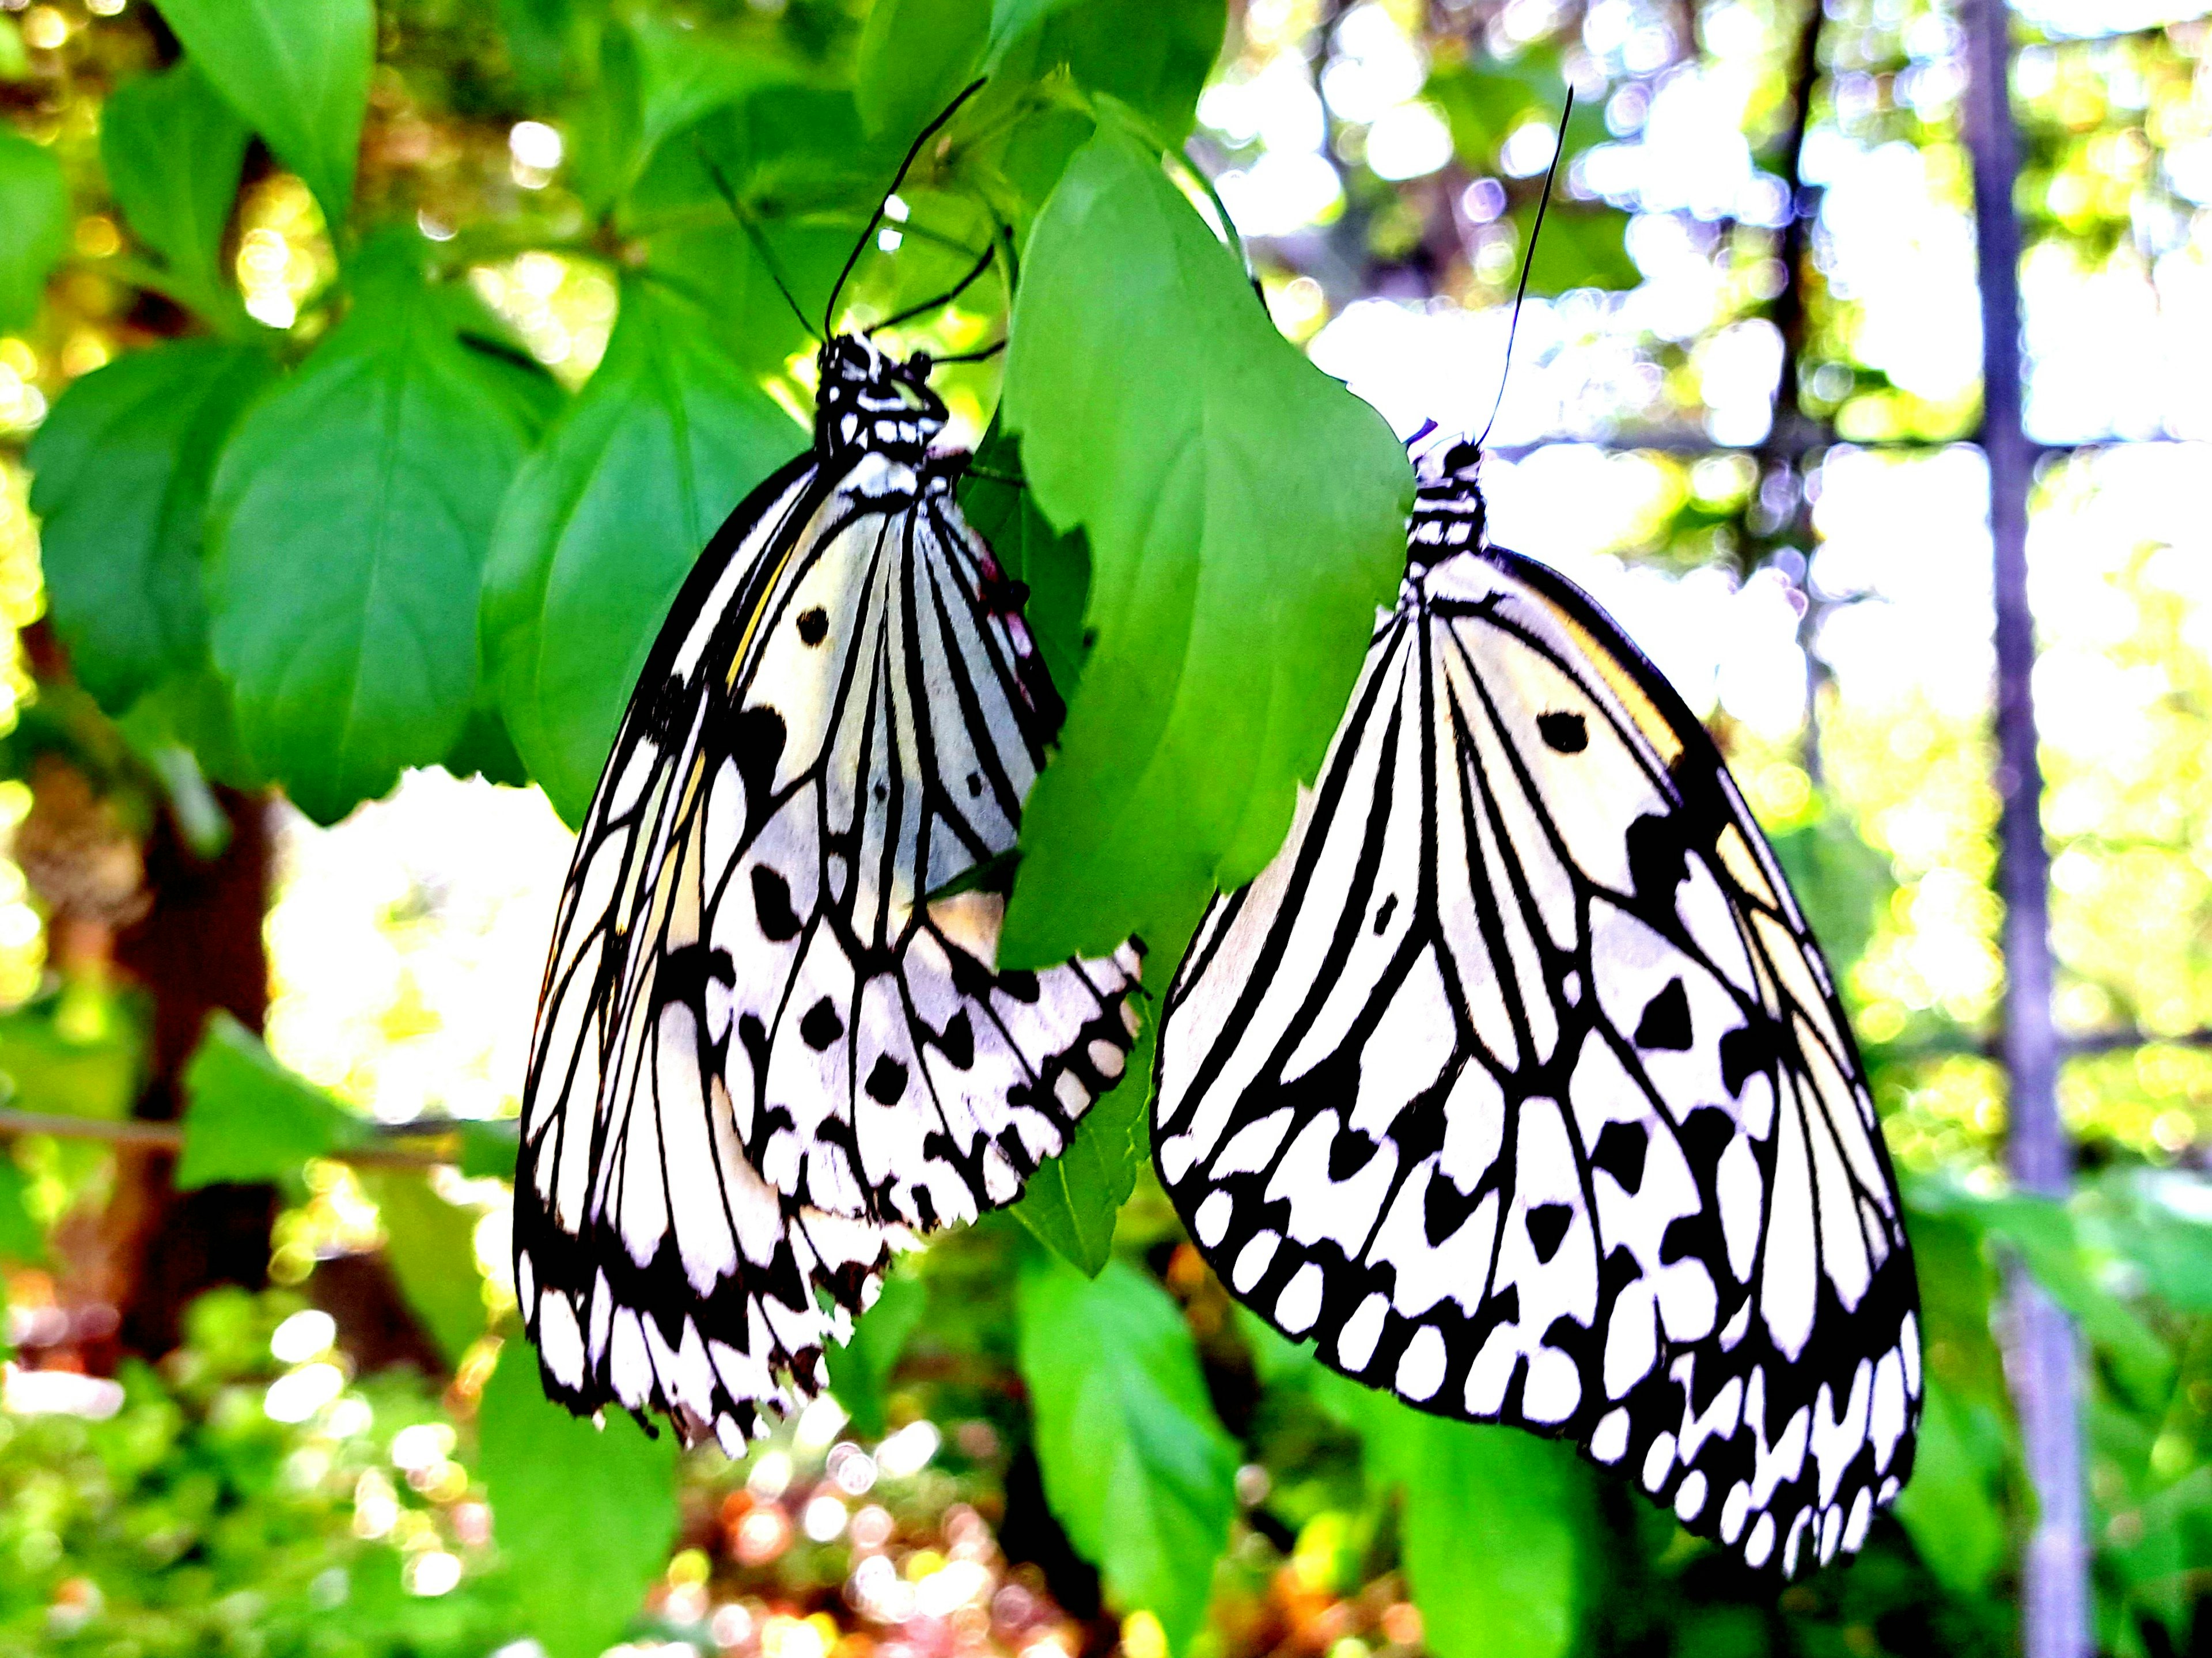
[518,339,1140,1452]
[1156,485,1919,1574]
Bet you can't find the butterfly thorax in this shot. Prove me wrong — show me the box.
[815,333,947,465]
[1407,437,1487,569]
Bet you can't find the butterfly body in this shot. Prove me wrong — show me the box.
[1155,442,1919,1574]
[517,333,1140,1452]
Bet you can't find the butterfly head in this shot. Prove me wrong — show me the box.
[815,333,948,461]
[1407,433,1487,567]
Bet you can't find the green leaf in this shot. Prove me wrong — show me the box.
[1017,1251,1237,1655]
[958,422,1090,703]
[364,1170,486,1365]
[101,62,251,314]
[1423,50,1566,166]
[999,120,1411,968]
[1764,800,1892,982]
[483,276,804,824]
[26,341,276,711]
[501,0,607,98]
[0,16,28,82]
[990,0,1225,143]
[1240,1325,1585,1658]
[1512,203,1638,295]
[1011,999,1152,1273]
[478,1341,680,1658]
[571,17,795,214]
[151,0,374,227]
[0,1151,45,1263]
[118,659,268,793]
[642,219,853,372]
[177,1012,367,1188]
[1366,1412,1588,1658]
[1892,1373,2009,1600]
[831,1268,929,1438]
[457,1117,522,1181]
[443,700,532,789]
[0,129,67,331]
[0,994,146,1124]
[206,252,544,823]
[857,0,988,141]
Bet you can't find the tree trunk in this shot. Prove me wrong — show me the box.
[1959,0,2090,1651]
[100,787,281,1363]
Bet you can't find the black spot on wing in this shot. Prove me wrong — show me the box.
[1720,1020,1779,1096]
[1527,1202,1573,1263]
[797,607,828,645]
[1327,1124,1382,1181]
[800,999,844,1050]
[1591,1120,1649,1193]
[732,706,787,831]
[865,1054,908,1105]
[1423,1171,1482,1245]
[752,867,801,942]
[1634,978,1694,1050]
[938,1009,975,1070]
[1537,711,1589,753]
[1373,894,1398,934]
[1679,1105,1736,1167]
[1626,813,1688,906]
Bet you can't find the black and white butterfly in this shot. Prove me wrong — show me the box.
[516,330,1141,1454]
[1153,438,1919,1575]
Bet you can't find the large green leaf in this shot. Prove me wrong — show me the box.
[571,17,795,214]
[26,341,276,711]
[482,276,803,824]
[151,0,374,227]
[0,128,67,331]
[1017,1251,1237,1655]
[1366,1411,1588,1658]
[957,422,1090,702]
[831,1268,929,1438]
[100,62,251,316]
[477,1342,679,1658]
[986,0,1230,141]
[206,255,543,822]
[1240,1318,1587,1658]
[1892,1373,2009,1600]
[1939,1186,2171,1401]
[365,1170,487,1365]
[998,120,1410,968]
[177,1012,367,1188]
[990,0,1225,142]
[856,0,988,141]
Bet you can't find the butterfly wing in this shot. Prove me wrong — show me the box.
[712,456,1141,1232]
[1154,543,1919,1575]
[518,447,1139,1451]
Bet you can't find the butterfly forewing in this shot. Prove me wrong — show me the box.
[518,339,1140,1453]
[1154,464,1918,1576]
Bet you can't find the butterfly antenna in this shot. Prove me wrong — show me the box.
[825,78,989,336]
[692,140,821,344]
[1476,89,1574,452]
[868,238,1001,335]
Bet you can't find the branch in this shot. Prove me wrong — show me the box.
[0,1109,463,1172]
